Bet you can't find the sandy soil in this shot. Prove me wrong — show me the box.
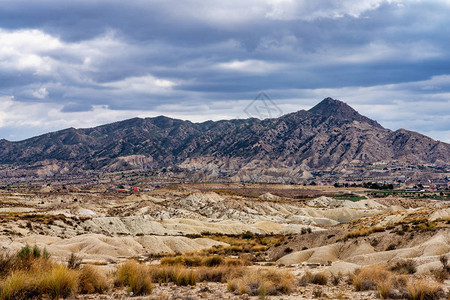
[0,185,449,299]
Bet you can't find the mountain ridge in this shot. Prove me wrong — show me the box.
[0,97,449,182]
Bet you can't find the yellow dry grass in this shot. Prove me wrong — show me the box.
[115,261,153,295]
[406,279,443,300]
[78,265,109,294]
[227,268,295,296]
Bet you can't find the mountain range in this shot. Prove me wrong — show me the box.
[0,97,449,182]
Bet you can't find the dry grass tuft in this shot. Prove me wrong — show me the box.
[148,265,196,286]
[160,255,201,267]
[350,265,443,299]
[1,263,78,300]
[0,252,15,277]
[227,268,295,296]
[432,254,450,282]
[159,254,245,268]
[4,244,52,273]
[67,252,82,269]
[172,267,196,286]
[299,271,314,286]
[40,264,79,299]
[1,246,78,299]
[311,271,329,285]
[345,226,385,239]
[330,272,341,286]
[78,265,109,294]
[352,265,392,292]
[224,257,249,266]
[115,261,153,295]
[390,259,417,274]
[406,279,443,300]
[201,255,223,267]
[299,271,329,286]
[0,271,39,300]
[196,266,241,283]
[1,247,111,299]
[376,278,393,299]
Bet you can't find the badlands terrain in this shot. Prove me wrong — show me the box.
[0,183,449,299]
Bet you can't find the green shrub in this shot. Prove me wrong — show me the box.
[17,244,32,261]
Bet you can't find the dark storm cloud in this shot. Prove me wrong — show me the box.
[0,0,449,141]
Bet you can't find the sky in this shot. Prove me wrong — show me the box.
[0,0,449,142]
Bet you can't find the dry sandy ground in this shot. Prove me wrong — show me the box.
[0,186,449,298]
[73,281,378,300]
[69,265,449,300]
[277,231,450,273]
[1,188,448,261]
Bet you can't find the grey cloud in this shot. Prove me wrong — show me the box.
[0,0,449,141]
[61,102,94,113]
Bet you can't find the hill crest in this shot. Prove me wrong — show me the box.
[0,97,448,182]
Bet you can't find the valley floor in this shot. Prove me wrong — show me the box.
[0,184,449,299]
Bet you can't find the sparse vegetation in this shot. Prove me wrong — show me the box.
[0,247,109,299]
[0,252,15,277]
[160,254,249,267]
[67,252,82,269]
[406,279,443,300]
[115,261,153,295]
[352,265,392,292]
[299,271,314,286]
[201,266,243,283]
[330,272,341,286]
[78,265,109,294]
[351,264,445,300]
[40,264,79,299]
[390,259,417,274]
[0,253,78,299]
[335,196,366,201]
[0,184,448,299]
[148,264,240,286]
[344,226,385,239]
[432,255,450,282]
[386,243,397,251]
[201,255,223,267]
[165,233,286,261]
[376,278,393,299]
[227,268,295,296]
[299,271,329,286]
[311,271,329,285]
[0,270,40,300]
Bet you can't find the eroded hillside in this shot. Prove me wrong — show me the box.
[0,184,449,299]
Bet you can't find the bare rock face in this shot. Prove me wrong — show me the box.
[0,98,449,180]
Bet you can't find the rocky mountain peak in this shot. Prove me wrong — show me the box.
[309,97,357,117]
[309,97,382,128]
[0,97,448,179]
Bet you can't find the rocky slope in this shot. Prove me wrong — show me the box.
[0,98,449,180]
